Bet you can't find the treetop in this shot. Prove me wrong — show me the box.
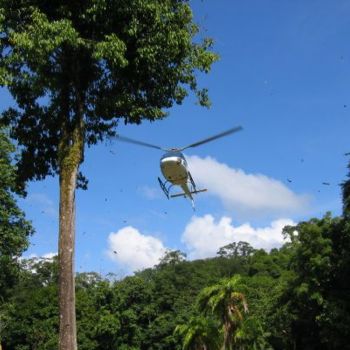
[0,0,218,183]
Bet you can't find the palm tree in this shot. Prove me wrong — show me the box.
[175,316,221,350]
[197,275,248,350]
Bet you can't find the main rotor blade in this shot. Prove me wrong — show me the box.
[115,135,165,151]
[179,126,243,151]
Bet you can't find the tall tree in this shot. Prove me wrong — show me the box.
[217,241,255,259]
[282,213,350,349]
[0,1,217,348]
[0,127,33,298]
[158,250,187,267]
[0,127,33,350]
[282,216,333,349]
[198,275,248,350]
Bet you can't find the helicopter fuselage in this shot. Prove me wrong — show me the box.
[158,151,207,209]
[160,151,188,185]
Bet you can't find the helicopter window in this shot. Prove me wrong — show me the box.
[161,151,186,160]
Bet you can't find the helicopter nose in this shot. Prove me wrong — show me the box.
[160,156,187,183]
[161,157,181,168]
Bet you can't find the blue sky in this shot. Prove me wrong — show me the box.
[2,0,350,276]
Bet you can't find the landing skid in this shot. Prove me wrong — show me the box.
[170,188,207,198]
[158,173,207,205]
[158,177,171,199]
[188,171,196,191]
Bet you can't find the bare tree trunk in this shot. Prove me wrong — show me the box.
[58,119,83,350]
[58,165,78,350]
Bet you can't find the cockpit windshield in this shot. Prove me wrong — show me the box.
[161,151,186,160]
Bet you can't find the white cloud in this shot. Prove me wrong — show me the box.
[182,214,295,259]
[41,252,57,260]
[187,155,310,218]
[20,252,57,273]
[22,252,57,261]
[107,226,167,272]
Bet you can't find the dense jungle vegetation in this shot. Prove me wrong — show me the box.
[1,130,350,349]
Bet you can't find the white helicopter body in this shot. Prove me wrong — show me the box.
[160,152,188,185]
[159,151,206,208]
[116,126,242,209]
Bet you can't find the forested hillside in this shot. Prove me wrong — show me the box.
[1,211,350,349]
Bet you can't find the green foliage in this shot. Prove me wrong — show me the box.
[217,241,255,258]
[198,275,247,319]
[197,275,248,350]
[1,2,218,346]
[175,316,221,350]
[342,156,350,216]
[2,216,350,349]
[234,316,272,350]
[247,246,294,279]
[280,214,350,349]
[0,127,33,299]
[1,257,59,349]
[158,250,187,266]
[0,0,218,184]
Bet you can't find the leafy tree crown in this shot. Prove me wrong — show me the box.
[0,0,218,183]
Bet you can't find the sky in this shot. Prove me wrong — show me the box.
[2,0,350,277]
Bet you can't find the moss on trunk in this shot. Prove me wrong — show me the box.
[58,119,83,350]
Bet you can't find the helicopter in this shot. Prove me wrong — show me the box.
[115,126,243,209]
